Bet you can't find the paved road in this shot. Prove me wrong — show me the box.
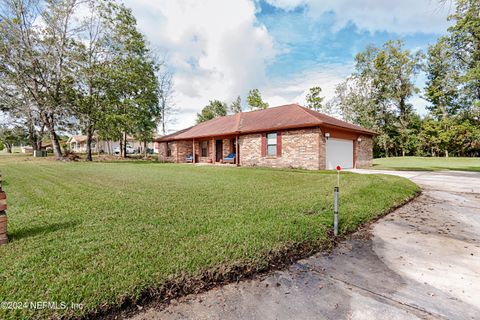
[130,170,480,320]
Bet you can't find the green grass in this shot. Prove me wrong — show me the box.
[373,156,480,172]
[0,156,418,319]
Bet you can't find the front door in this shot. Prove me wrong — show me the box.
[216,140,223,162]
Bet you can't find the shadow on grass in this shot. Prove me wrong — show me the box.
[8,221,79,241]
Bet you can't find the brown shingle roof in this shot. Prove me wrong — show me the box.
[158,104,375,141]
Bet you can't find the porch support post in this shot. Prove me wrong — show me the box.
[192,139,195,164]
[176,142,179,163]
[235,135,239,166]
[213,139,216,163]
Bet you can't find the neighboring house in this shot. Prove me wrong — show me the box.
[21,142,54,153]
[21,146,33,153]
[156,104,376,170]
[67,136,96,153]
[67,135,158,154]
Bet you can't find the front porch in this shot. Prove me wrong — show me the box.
[160,135,240,165]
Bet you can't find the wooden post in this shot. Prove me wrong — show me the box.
[175,142,179,163]
[213,139,216,164]
[0,175,8,245]
[235,135,239,166]
[192,139,195,164]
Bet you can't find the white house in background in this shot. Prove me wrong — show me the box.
[21,146,34,153]
[66,135,160,154]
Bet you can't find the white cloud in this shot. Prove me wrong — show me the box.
[266,0,452,34]
[263,62,430,117]
[263,63,353,107]
[264,0,308,11]
[124,0,276,131]
[123,0,446,132]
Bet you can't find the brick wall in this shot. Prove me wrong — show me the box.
[356,135,373,168]
[158,142,171,162]
[177,140,193,163]
[159,129,373,169]
[158,140,192,163]
[318,130,326,170]
[239,128,322,170]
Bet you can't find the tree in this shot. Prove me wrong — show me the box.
[448,0,480,108]
[0,125,27,153]
[306,86,329,113]
[196,100,227,123]
[424,37,460,119]
[0,90,45,151]
[101,2,159,158]
[333,41,422,157]
[71,0,112,161]
[0,0,79,159]
[230,96,242,113]
[333,48,393,157]
[247,89,268,110]
[381,41,423,156]
[158,70,175,135]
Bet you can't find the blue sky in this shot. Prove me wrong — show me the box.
[124,0,453,132]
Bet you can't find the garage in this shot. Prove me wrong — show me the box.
[326,138,353,170]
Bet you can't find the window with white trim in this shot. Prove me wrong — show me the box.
[266,132,277,156]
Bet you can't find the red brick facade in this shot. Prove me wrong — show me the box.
[158,127,373,170]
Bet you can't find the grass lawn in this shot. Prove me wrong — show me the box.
[373,156,480,172]
[0,155,418,319]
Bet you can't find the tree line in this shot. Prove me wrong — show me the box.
[333,0,479,157]
[197,0,480,158]
[0,0,173,160]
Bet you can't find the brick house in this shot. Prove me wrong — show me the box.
[156,104,375,170]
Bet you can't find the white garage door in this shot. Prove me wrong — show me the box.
[326,138,353,170]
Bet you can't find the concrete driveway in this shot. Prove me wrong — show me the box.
[130,170,480,320]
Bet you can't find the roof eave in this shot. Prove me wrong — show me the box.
[320,123,377,136]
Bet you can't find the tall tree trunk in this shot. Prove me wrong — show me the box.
[49,128,63,159]
[86,124,94,161]
[119,139,123,157]
[5,143,12,153]
[161,100,166,135]
[123,132,127,158]
[36,124,45,151]
[27,117,38,151]
[45,114,63,159]
[445,150,449,158]
[143,141,147,158]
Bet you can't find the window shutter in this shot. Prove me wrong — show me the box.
[261,133,266,157]
[277,131,282,156]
